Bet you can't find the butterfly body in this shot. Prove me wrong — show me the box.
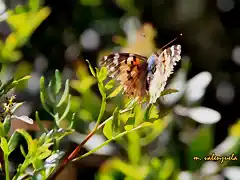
[100,45,181,104]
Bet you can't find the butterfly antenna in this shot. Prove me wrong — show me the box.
[159,33,183,52]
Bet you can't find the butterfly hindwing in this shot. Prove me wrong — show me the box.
[148,45,181,103]
[100,53,148,100]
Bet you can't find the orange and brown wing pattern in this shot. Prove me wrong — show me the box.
[100,53,148,100]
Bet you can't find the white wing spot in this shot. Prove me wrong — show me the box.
[104,56,108,61]
[110,67,115,71]
[127,56,133,64]
[170,46,175,57]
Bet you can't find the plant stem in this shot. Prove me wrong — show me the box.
[4,155,9,180]
[47,108,133,180]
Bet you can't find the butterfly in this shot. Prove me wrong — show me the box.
[100,45,182,104]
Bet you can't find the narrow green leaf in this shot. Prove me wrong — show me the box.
[38,132,47,145]
[97,67,108,82]
[0,122,5,137]
[160,89,179,97]
[3,76,31,93]
[39,76,50,103]
[17,129,34,153]
[10,102,24,113]
[1,137,8,155]
[35,111,47,133]
[32,159,44,172]
[107,85,123,99]
[40,92,54,117]
[103,118,113,140]
[3,115,11,135]
[20,145,27,157]
[59,95,71,122]
[56,80,69,107]
[54,69,62,94]
[38,149,52,160]
[48,79,56,102]
[105,79,115,90]
[86,59,96,77]
[143,104,153,121]
[127,131,141,165]
[8,131,20,154]
[112,107,120,137]
[68,113,76,129]
[98,82,106,98]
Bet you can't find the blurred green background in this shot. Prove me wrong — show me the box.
[1,0,240,179]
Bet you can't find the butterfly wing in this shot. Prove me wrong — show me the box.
[148,45,182,103]
[100,53,148,100]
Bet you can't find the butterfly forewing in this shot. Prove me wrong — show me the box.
[100,53,148,100]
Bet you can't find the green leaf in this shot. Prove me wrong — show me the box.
[39,76,50,103]
[59,95,71,122]
[29,0,40,12]
[56,80,69,107]
[8,131,20,154]
[1,137,8,155]
[20,145,27,157]
[38,149,52,160]
[98,82,106,98]
[3,115,11,135]
[112,107,120,137]
[17,129,34,153]
[40,92,54,117]
[86,59,96,77]
[68,113,76,129]
[97,67,108,82]
[2,76,31,94]
[143,104,153,121]
[107,85,123,99]
[35,111,47,133]
[38,132,47,145]
[103,118,113,140]
[54,69,62,94]
[160,89,179,97]
[0,122,5,137]
[127,131,141,165]
[105,79,115,90]
[187,126,213,171]
[159,158,175,179]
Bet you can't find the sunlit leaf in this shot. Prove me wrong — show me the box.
[107,85,123,99]
[105,79,115,90]
[98,67,108,82]
[3,115,11,134]
[35,111,47,133]
[54,69,62,94]
[0,137,8,155]
[8,131,20,154]
[160,89,179,97]
[56,80,69,107]
[112,108,120,137]
[98,82,106,98]
[86,59,96,77]
[17,129,34,153]
[20,145,26,157]
[103,119,113,140]
[59,95,71,122]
